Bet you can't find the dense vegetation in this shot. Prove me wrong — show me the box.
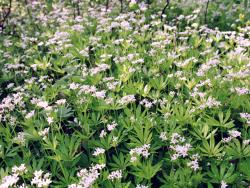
[0,0,250,187]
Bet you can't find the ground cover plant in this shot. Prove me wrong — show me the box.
[0,0,250,187]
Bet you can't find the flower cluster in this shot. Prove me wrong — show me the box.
[31,170,52,188]
[170,133,191,161]
[129,144,150,162]
[93,148,105,157]
[69,164,105,188]
[223,130,242,143]
[107,170,122,181]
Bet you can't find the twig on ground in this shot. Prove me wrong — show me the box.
[161,0,170,21]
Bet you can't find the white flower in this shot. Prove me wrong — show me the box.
[228,130,241,138]
[36,101,49,109]
[140,99,153,108]
[0,174,19,188]
[130,144,150,162]
[199,96,221,109]
[172,144,191,158]
[129,0,137,6]
[232,87,249,95]
[130,156,137,162]
[221,180,228,188]
[120,21,131,30]
[93,148,105,156]
[187,159,199,171]
[107,81,119,90]
[38,128,50,140]
[17,183,28,188]
[118,95,136,105]
[240,113,250,126]
[47,116,54,125]
[93,91,106,99]
[12,164,27,175]
[99,130,107,138]
[14,132,26,145]
[89,64,110,76]
[160,132,167,141]
[222,136,232,143]
[136,184,149,188]
[69,82,80,90]
[108,170,122,181]
[79,49,89,57]
[25,110,35,119]
[31,170,52,188]
[55,99,66,105]
[107,121,117,131]
[112,136,118,143]
[243,139,250,145]
[170,133,185,144]
[170,133,191,160]
[68,164,105,188]
[240,113,250,120]
[169,91,175,97]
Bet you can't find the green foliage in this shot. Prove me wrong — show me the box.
[0,0,249,187]
[206,162,238,184]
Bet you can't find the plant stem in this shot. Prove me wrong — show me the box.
[120,0,123,13]
[204,0,210,24]
[244,0,248,8]
[106,0,109,11]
